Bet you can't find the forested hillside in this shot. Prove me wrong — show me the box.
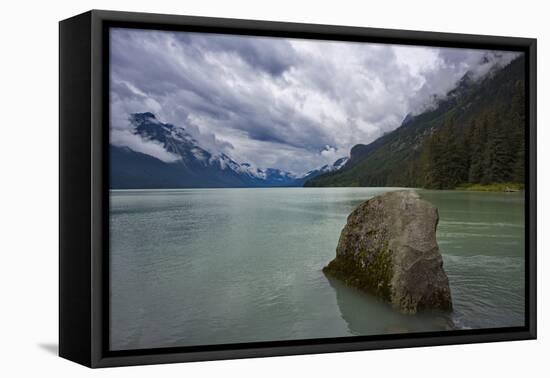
[305,55,526,189]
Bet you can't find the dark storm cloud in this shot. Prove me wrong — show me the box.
[109,28,520,174]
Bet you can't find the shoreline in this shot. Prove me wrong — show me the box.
[109,184,524,193]
[454,183,524,193]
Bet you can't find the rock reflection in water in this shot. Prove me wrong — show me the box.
[324,274,454,336]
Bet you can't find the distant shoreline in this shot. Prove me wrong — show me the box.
[109,184,524,192]
[454,183,524,193]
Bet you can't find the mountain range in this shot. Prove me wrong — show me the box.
[111,55,525,190]
[305,55,526,189]
[110,112,348,189]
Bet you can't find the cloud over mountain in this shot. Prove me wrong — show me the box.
[110,27,520,175]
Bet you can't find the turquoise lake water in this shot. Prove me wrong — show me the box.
[109,188,525,350]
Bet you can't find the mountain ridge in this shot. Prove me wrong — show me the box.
[110,113,348,189]
[305,55,526,189]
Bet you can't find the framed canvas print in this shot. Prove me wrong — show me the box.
[59,10,537,368]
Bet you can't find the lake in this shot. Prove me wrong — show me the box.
[109,187,525,350]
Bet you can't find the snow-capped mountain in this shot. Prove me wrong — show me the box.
[111,112,315,189]
[295,157,349,185]
[324,157,349,172]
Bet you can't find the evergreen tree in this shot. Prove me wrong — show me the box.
[511,80,526,183]
[513,136,525,183]
[468,118,487,183]
[422,118,468,189]
[479,110,516,183]
[424,131,445,189]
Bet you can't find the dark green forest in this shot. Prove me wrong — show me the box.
[305,56,526,190]
[405,81,525,189]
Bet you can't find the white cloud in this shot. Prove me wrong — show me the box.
[111,129,181,163]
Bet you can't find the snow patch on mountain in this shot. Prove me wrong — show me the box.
[301,157,349,178]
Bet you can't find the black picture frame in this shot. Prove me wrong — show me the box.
[59,9,537,368]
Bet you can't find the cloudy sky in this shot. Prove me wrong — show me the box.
[110,28,519,175]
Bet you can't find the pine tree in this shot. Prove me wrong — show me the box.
[480,112,499,184]
[424,131,445,189]
[511,80,526,184]
[422,118,468,189]
[513,136,525,183]
[481,110,516,183]
[468,117,488,183]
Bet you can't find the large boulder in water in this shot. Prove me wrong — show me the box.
[323,190,452,314]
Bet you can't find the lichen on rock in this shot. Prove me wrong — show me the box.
[323,190,452,314]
